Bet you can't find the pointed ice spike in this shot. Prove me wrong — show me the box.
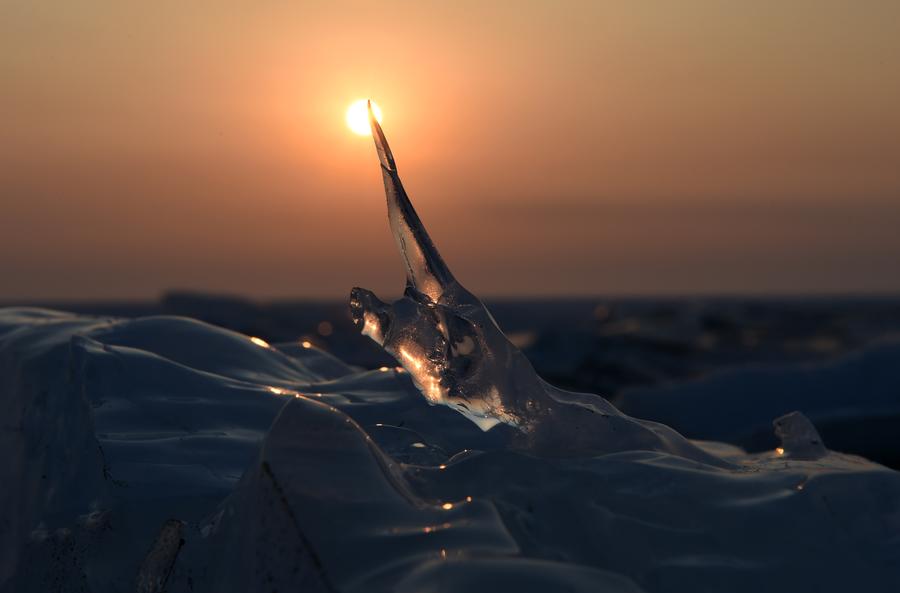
[368,100,455,302]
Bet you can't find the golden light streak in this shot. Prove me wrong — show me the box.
[399,347,423,371]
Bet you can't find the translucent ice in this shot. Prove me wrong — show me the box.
[350,103,727,463]
[773,411,828,460]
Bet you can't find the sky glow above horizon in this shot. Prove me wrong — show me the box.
[1,1,899,300]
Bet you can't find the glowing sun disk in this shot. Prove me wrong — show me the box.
[346,99,383,135]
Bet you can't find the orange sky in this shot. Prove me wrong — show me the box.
[2,1,899,300]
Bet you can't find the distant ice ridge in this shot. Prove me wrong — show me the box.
[615,337,900,462]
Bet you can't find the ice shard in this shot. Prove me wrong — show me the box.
[369,99,454,302]
[350,103,730,464]
[773,411,828,460]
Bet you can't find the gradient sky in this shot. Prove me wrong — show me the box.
[2,1,899,300]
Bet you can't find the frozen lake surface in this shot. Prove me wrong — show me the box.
[2,306,899,592]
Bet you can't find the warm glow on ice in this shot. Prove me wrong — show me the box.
[250,337,270,348]
[346,99,383,135]
[399,347,423,371]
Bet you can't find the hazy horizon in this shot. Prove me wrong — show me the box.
[3,1,899,301]
[6,287,900,307]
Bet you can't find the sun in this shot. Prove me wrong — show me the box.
[346,99,383,136]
